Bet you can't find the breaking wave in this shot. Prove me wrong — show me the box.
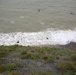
[0,29,76,46]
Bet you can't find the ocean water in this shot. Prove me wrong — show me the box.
[0,0,76,46]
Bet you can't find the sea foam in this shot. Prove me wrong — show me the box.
[0,29,76,46]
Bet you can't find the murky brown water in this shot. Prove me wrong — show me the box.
[0,0,76,33]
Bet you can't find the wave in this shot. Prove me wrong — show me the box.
[0,29,76,46]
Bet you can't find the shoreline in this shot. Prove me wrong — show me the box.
[0,42,76,50]
[0,29,76,46]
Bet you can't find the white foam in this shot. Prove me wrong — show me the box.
[11,21,15,24]
[19,16,24,18]
[0,29,76,46]
[40,22,45,26]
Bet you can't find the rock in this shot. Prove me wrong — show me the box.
[17,41,19,43]
[70,12,74,15]
[37,9,41,12]
[46,37,49,39]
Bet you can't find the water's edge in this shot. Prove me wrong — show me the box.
[0,29,76,46]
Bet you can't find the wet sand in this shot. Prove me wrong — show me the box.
[60,42,76,50]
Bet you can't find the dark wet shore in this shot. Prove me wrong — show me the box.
[60,42,76,50]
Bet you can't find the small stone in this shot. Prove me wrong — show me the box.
[17,41,19,43]
[37,9,41,12]
[46,37,49,39]
[70,12,74,15]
